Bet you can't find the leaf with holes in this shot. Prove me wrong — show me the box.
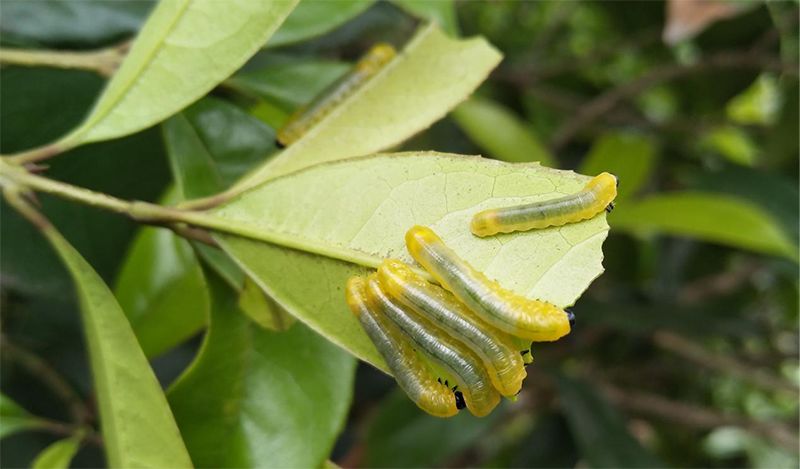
[212,152,609,370]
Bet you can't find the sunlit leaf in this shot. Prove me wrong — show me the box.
[701,126,758,167]
[213,152,609,369]
[31,432,84,469]
[168,273,355,468]
[453,97,555,167]
[267,0,375,48]
[41,226,191,467]
[391,0,460,35]
[557,374,663,468]
[579,132,658,199]
[726,74,781,126]
[55,0,298,147]
[0,394,44,439]
[612,192,797,260]
[236,23,502,190]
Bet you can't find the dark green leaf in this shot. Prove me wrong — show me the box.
[168,273,356,468]
[391,0,460,35]
[557,374,663,468]
[267,0,375,47]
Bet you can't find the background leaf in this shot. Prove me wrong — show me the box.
[168,273,356,468]
[579,132,658,200]
[0,394,44,439]
[214,152,609,369]
[267,0,375,48]
[40,226,191,468]
[612,192,797,260]
[453,96,556,167]
[237,23,502,188]
[391,0,460,36]
[30,433,83,469]
[57,0,298,147]
[557,374,663,468]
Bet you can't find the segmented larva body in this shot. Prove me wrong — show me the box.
[470,172,619,237]
[365,275,501,417]
[276,43,397,147]
[345,277,460,417]
[378,259,526,397]
[405,226,573,342]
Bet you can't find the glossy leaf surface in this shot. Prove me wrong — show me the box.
[168,274,355,468]
[267,0,375,47]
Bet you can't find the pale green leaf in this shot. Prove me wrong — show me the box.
[267,0,375,47]
[114,188,208,358]
[452,97,555,167]
[391,0,460,35]
[31,432,84,469]
[41,227,192,468]
[579,132,657,199]
[612,192,797,260]
[213,152,609,370]
[60,0,299,146]
[701,126,759,167]
[168,274,355,468]
[236,24,502,190]
[0,393,44,439]
[727,74,781,126]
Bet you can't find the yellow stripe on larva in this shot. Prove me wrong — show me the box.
[365,275,501,417]
[470,172,618,237]
[405,226,572,342]
[345,277,459,418]
[378,259,526,397]
[276,43,397,147]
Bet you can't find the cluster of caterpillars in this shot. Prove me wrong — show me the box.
[345,172,618,418]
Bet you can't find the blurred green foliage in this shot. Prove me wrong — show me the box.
[1,1,798,468]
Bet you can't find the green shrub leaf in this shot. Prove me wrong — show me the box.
[0,394,44,439]
[59,0,298,147]
[213,152,609,370]
[612,192,797,260]
[168,273,356,468]
[236,23,502,190]
[31,432,84,469]
[453,97,555,167]
[267,0,375,47]
[391,0,460,35]
[41,227,192,468]
[579,132,658,200]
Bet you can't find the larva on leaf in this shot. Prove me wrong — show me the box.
[345,277,461,418]
[365,275,501,417]
[405,226,573,342]
[470,172,619,237]
[378,259,526,397]
[276,43,397,147]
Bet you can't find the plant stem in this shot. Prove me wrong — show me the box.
[0,41,129,77]
[1,338,90,424]
[1,161,420,277]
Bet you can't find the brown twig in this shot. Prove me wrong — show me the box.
[653,331,799,395]
[0,338,90,424]
[596,380,799,453]
[550,51,798,151]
